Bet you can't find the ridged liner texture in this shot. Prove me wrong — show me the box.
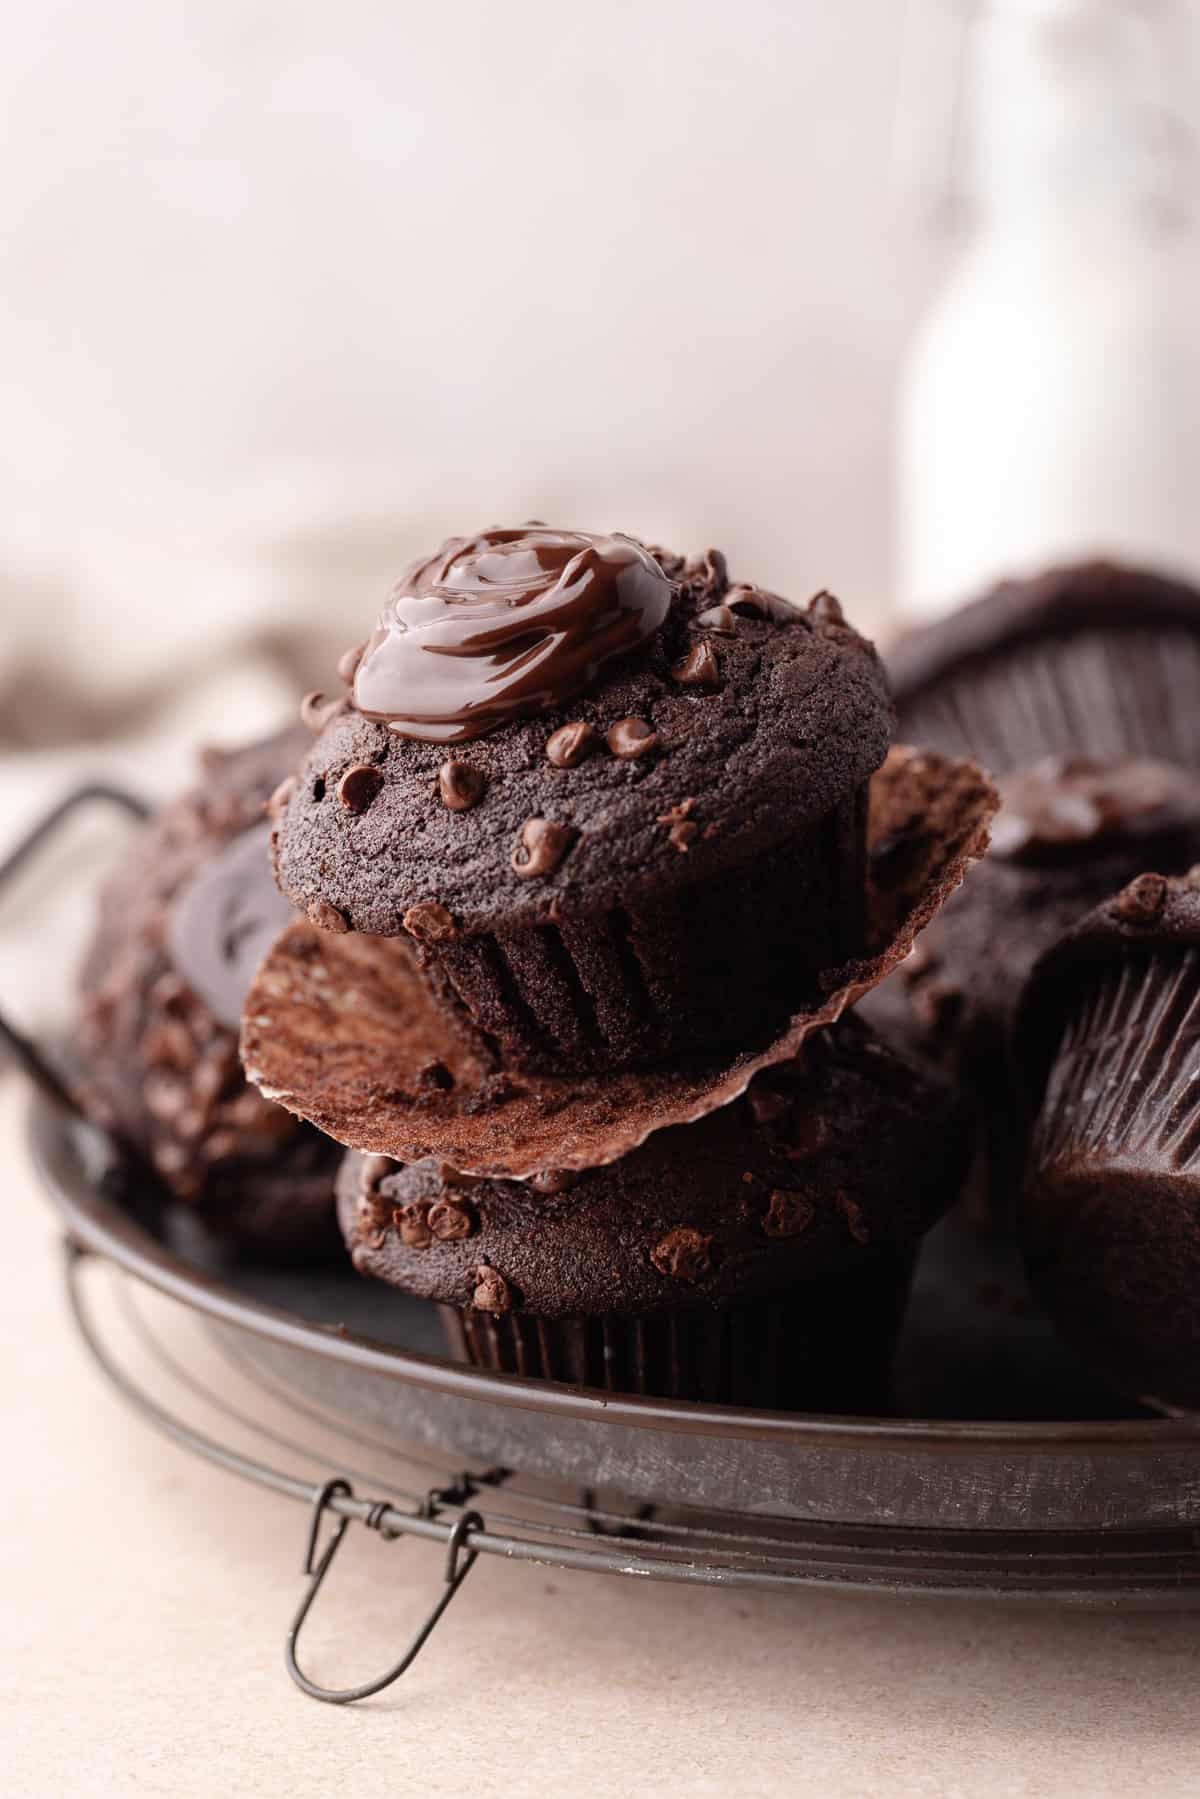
[439,1254,913,1411]
[891,562,1200,775]
[241,746,997,1177]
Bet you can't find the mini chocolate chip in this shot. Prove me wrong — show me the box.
[512,818,577,879]
[809,590,845,625]
[472,1264,513,1313]
[727,585,797,623]
[361,1153,394,1190]
[781,1114,833,1159]
[837,1193,870,1244]
[402,902,457,942]
[394,1201,433,1248]
[607,718,658,759]
[911,978,963,1035]
[695,604,736,634]
[439,760,486,811]
[307,898,350,934]
[266,775,297,820]
[429,1199,475,1241]
[699,547,728,589]
[545,721,597,769]
[1116,872,1168,924]
[528,1168,578,1195]
[300,690,342,731]
[338,764,384,813]
[657,799,698,853]
[336,640,367,686]
[747,1087,788,1125]
[650,1226,716,1283]
[763,1190,815,1238]
[671,641,720,689]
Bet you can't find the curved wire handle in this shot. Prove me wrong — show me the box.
[0,782,150,1113]
[285,1479,482,1704]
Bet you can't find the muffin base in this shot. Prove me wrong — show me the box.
[439,1254,914,1413]
[424,786,869,1074]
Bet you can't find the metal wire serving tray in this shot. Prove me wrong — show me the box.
[12,785,1200,1704]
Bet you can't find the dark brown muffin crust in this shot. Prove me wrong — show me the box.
[274,552,892,937]
[77,727,339,1244]
[337,1021,970,1317]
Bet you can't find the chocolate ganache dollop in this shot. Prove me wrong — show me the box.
[352,527,673,743]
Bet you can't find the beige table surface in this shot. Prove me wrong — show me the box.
[5,1078,1200,1799]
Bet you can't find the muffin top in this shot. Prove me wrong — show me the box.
[891,560,1200,706]
[337,1020,969,1316]
[271,530,892,937]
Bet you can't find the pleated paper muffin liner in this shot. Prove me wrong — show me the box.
[241,746,996,1179]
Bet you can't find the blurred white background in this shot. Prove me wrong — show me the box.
[0,1,931,749]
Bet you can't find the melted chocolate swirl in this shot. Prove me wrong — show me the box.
[353,527,672,743]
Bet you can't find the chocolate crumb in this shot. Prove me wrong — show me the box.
[545,721,597,769]
[512,818,577,879]
[402,902,457,943]
[607,718,659,760]
[650,1226,716,1283]
[338,764,384,814]
[657,799,698,853]
[307,898,350,934]
[671,641,720,690]
[439,760,486,811]
[763,1190,816,1238]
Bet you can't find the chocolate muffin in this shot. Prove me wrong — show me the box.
[891,561,1200,774]
[1018,868,1200,1409]
[77,729,340,1252]
[862,757,1200,1212]
[271,528,892,1075]
[338,1019,971,1411]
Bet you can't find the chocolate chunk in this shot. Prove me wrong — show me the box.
[606,718,658,760]
[528,1168,578,1195]
[307,898,350,934]
[394,1201,433,1248]
[545,721,597,769]
[657,799,698,853]
[763,1190,816,1238]
[512,818,576,879]
[428,1198,474,1241]
[671,642,720,690]
[300,691,342,732]
[472,1264,513,1312]
[338,764,384,814]
[837,1193,870,1243]
[402,902,457,943]
[439,760,486,812]
[695,604,736,635]
[651,1226,716,1283]
[1116,872,1168,924]
[337,640,367,687]
[809,590,845,626]
[266,776,297,821]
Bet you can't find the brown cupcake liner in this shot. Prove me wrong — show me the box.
[425,785,868,1074]
[241,745,997,1178]
[438,1252,914,1412]
[902,626,1200,774]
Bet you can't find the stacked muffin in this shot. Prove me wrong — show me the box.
[237,526,994,1408]
[871,559,1200,1407]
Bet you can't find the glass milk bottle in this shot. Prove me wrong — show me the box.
[895,0,1200,625]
